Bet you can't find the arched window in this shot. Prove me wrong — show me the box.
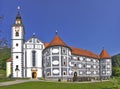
[15,65,19,71]
[16,43,18,46]
[32,51,36,67]
[16,56,18,59]
[16,32,19,36]
[63,71,66,75]
[64,62,66,65]
[74,72,77,77]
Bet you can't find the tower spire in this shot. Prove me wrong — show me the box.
[17,6,20,12]
[15,5,22,24]
[16,6,21,20]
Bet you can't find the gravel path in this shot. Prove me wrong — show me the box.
[0,79,109,86]
[0,79,41,86]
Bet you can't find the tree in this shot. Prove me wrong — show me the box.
[112,54,120,67]
[112,67,120,76]
[111,54,120,77]
[0,16,10,70]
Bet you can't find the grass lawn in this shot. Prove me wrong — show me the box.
[0,69,6,78]
[0,78,15,82]
[0,81,113,89]
[0,69,15,82]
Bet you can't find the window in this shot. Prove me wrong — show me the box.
[74,64,76,67]
[16,43,18,46]
[64,72,66,75]
[47,72,50,76]
[33,38,35,43]
[83,57,86,61]
[62,47,66,54]
[16,56,18,59]
[15,65,19,71]
[102,66,106,68]
[16,32,19,36]
[32,51,36,67]
[83,64,86,68]
[64,62,66,65]
[46,62,50,67]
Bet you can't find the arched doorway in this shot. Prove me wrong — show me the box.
[32,72,37,79]
[73,72,77,82]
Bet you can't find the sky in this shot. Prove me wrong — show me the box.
[0,0,120,56]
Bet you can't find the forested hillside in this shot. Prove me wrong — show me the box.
[111,54,120,76]
[112,54,120,67]
[0,47,11,70]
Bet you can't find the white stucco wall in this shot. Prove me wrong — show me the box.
[6,62,11,77]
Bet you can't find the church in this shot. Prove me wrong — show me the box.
[6,7,112,81]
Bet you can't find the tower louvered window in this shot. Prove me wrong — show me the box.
[16,32,19,36]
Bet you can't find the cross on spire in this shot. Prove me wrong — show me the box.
[17,6,20,11]
[33,33,36,37]
[56,30,58,35]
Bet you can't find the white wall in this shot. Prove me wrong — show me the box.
[23,37,44,78]
[6,62,11,77]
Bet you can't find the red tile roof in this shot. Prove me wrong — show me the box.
[47,35,67,47]
[44,34,110,59]
[44,42,99,59]
[7,58,12,62]
[99,49,110,59]
[44,43,49,48]
[70,47,99,59]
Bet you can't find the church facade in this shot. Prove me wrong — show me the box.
[6,10,112,81]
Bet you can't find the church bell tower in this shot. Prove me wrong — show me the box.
[11,6,24,78]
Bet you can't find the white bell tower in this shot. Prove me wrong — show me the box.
[11,6,24,78]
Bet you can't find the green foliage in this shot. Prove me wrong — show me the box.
[110,77,120,89]
[0,69,6,78]
[112,67,120,76]
[111,54,120,77]
[112,54,120,67]
[0,47,11,70]
[0,78,14,82]
[0,81,113,89]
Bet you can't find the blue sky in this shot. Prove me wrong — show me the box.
[0,0,120,56]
